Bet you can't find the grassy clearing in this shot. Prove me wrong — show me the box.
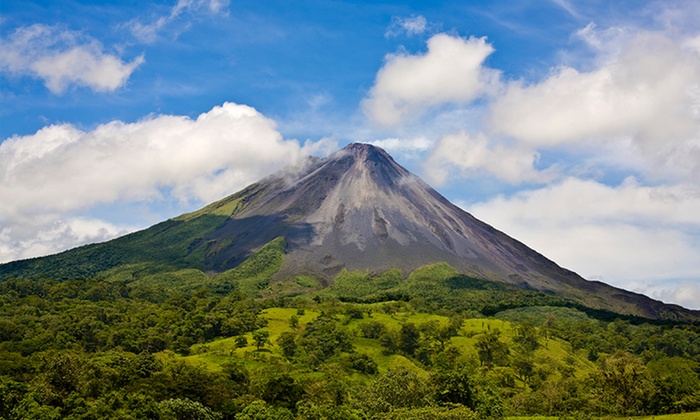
[182,305,596,383]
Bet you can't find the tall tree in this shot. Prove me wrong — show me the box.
[252,329,270,351]
[475,330,510,369]
[276,331,297,360]
[593,351,653,414]
[400,323,421,356]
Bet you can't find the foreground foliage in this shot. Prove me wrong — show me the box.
[1,262,700,419]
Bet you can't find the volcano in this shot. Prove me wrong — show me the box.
[2,143,698,322]
[198,143,585,285]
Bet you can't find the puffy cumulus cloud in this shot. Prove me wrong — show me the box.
[126,0,230,43]
[463,177,700,308]
[0,102,305,220]
[489,30,700,183]
[0,102,318,262]
[0,24,144,94]
[362,34,500,127]
[424,131,557,185]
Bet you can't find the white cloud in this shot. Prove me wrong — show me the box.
[424,131,557,185]
[0,102,313,262]
[639,282,700,311]
[385,15,429,37]
[0,216,132,263]
[0,24,144,94]
[362,33,500,127]
[573,22,632,58]
[684,35,700,53]
[492,32,700,146]
[126,0,230,43]
[463,177,700,308]
[652,1,700,37]
[489,30,700,183]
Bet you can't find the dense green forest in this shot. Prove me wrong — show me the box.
[1,255,700,419]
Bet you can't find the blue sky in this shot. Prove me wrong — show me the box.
[2,0,700,309]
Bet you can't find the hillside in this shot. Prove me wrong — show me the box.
[1,272,699,419]
[1,224,699,418]
[1,143,698,323]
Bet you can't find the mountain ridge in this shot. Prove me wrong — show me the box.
[1,143,698,322]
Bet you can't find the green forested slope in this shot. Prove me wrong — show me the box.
[0,214,230,281]
[1,251,700,419]
[0,183,267,282]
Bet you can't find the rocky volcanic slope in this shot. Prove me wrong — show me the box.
[202,143,571,283]
[176,143,696,321]
[2,143,698,322]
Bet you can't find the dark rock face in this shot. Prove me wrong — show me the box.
[203,143,562,282]
[195,143,697,321]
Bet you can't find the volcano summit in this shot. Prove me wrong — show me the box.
[2,143,698,322]
[200,143,585,286]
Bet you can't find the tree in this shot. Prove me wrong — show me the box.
[513,322,539,354]
[276,331,297,360]
[296,401,365,420]
[475,330,509,369]
[300,366,350,407]
[431,365,475,408]
[360,321,386,339]
[235,400,293,420]
[593,351,653,414]
[347,353,378,374]
[474,382,504,419]
[261,373,303,412]
[159,398,223,420]
[379,329,400,355]
[399,323,420,356]
[34,352,87,404]
[358,368,433,415]
[289,315,299,329]
[221,362,250,394]
[345,306,364,319]
[646,357,700,413]
[132,352,163,379]
[252,329,271,351]
[298,313,353,364]
[511,352,536,385]
[420,320,459,353]
[154,360,217,404]
[0,320,26,342]
[234,335,248,348]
